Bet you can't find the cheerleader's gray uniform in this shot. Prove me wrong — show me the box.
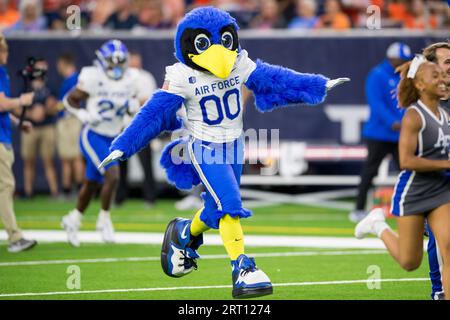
[391,100,450,216]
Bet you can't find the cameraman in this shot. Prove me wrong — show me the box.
[21,58,59,198]
[0,35,37,252]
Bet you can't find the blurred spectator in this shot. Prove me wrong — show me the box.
[45,5,66,30]
[43,0,61,24]
[287,0,318,29]
[21,58,59,198]
[45,0,69,30]
[0,0,19,31]
[403,0,439,29]
[214,0,258,29]
[339,0,370,28]
[188,0,211,7]
[135,0,171,30]
[7,0,47,32]
[387,0,408,22]
[277,0,298,24]
[443,5,450,29]
[315,0,351,30]
[56,53,84,199]
[103,0,138,30]
[115,50,158,207]
[89,0,116,29]
[371,0,385,8]
[44,0,61,13]
[163,0,185,27]
[429,0,450,28]
[249,0,286,29]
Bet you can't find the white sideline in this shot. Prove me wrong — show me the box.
[0,230,398,249]
[0,249,387,267]
[0,278,429,298]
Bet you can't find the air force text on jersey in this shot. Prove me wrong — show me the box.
[162,50,256,143]
[194,76,240,96]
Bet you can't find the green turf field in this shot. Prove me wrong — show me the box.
[0,197,432,300]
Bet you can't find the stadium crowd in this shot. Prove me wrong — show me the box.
[0,0,448,33]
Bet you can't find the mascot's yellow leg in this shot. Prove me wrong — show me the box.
[219,215,244,260]
[190,208,210,236]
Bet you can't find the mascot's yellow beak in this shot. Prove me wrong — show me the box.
[189,45,237,79]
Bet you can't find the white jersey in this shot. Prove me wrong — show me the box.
[123,69,158,126]
[77,65,146,137]
[163,50,256,143]
[135,69,157,102]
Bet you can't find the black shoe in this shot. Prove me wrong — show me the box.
[161,218,203,277]
[8,238,37,253]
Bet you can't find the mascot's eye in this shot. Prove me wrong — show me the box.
[194,34,211,53]
[221,31,233,49]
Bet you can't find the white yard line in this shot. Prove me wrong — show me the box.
[0,230,399,249]
[0,278,429,298]
[0,249,387,267]
[273,278,429,287]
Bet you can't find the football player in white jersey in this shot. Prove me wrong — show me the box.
[61,40,144,246]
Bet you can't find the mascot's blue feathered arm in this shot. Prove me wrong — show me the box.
[246,60,345,112]
[108,90,183,160]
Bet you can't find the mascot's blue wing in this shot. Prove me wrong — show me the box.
[246,60,329,112]
[110,90,184,159]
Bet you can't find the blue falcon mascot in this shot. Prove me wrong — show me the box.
[99,7,349,299]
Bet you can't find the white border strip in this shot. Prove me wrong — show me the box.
[399,171,416,217]
[187,139,222,210]
[410,106,426,157]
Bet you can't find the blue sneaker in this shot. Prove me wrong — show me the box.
[161,218,203,277]
[231,254,273,299]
